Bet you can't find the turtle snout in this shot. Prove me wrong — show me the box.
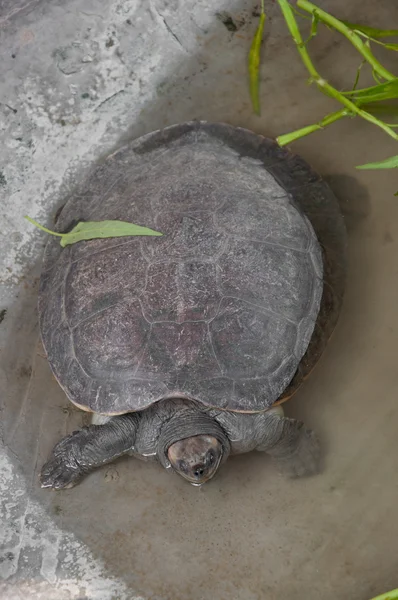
[192,463,207,480]
[167,434,224,485]
[186,460,214,486]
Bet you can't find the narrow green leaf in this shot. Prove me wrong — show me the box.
[25,216,163,247]
[355,80,398,99]
[384,43,398,51]
[369,589,398,600]
[248,5,266,115]
[60,220,163,247]
[343,80,398,103]
[342,21,398,39]
[24,216,64,236]
[356,154,398,169]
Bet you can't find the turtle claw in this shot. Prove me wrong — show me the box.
[40,455,82,490]
[40,433,85,490]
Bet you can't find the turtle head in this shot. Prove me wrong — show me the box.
[167,435,223,486]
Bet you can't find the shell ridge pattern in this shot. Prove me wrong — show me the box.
[39,123,331,414]
[209,294,298,326]
[218,233,310,254]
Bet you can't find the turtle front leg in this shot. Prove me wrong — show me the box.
[40,414,139,490]
[255,407,320,477]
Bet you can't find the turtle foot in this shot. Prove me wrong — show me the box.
[278,426,321,478]
[40,433,85,490]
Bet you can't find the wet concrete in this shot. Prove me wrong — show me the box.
[1,0,398,599]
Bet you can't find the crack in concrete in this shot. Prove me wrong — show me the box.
[154,7,187,52]
[93,89,126,111]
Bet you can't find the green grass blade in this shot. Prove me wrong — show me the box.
[342,21,398,39]
[343,80,398,103]
[248,9,266,115]
[60,220,163,247]
[356,154,398,169]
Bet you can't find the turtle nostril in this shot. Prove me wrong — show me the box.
[194,466,205,478]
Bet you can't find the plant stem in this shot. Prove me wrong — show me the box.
[277,0,318,79]
[24,216,64,237]
[277,108,349,145]
[276,0,398,142]
[297,0,396,82]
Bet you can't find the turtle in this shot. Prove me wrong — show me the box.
[39,121,346,490]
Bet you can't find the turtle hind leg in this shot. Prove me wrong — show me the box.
[40,414,139,490]
[255,407,321,478]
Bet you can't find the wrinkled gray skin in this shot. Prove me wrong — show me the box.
[41,400,319,489]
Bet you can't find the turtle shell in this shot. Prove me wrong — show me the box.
[38,122,346,415]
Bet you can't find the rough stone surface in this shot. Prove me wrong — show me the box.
[0,443,132,599]
[2,0,398,599]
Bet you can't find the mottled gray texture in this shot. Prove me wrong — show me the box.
[39,122,326,414]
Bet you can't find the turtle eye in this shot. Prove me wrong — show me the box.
[178,460,187,472]
[207,450,215,465]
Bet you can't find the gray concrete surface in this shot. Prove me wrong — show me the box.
[1,0,398,598]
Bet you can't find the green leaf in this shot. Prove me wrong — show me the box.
[369,589,398,600]
[343,80,398,104]
[25,216,163,246]
[342,21,398,39]
[356,154,398,169]
[248,3,266,115]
